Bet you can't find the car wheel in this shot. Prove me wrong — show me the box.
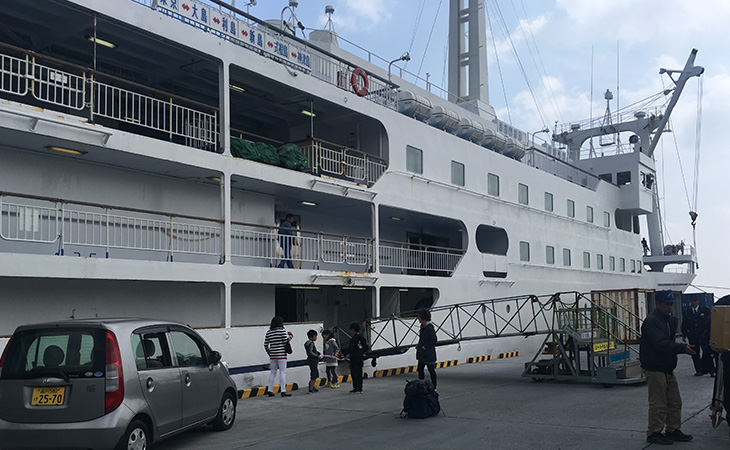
[212,392,236,431]
[116,419,149,450]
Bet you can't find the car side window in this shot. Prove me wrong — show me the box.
[132,332,172,370]
[169,331,207,367]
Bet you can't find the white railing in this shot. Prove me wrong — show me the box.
[0,46,219,152]
[523,148,600,191]
[299,139,388,186]
[0,52,29,96]
[379,240,465,275]
[229,222,373,269]
[1,194,220,260]
[32,64,86,110]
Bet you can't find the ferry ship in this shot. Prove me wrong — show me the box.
[0,0,702,389]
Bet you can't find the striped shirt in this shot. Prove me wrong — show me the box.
[264,327,290,359]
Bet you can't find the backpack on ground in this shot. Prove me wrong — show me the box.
[401,379,441,419]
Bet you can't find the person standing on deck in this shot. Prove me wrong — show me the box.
[681,297,712,376]
[277,214,295,268]
[264,316,293,397]
[640,294,696,445]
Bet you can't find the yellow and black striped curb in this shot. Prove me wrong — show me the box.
[466,355,492,363]
[239,382,298,399]
[373,359,460,378]
[498,351,520,359]
[313,374,352,387]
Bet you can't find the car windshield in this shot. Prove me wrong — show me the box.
[1,328,105,380]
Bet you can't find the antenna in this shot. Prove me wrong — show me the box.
[600,89,616,148]
[325,5,335,32]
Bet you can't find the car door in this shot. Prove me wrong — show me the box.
[168,329,220,427]
[132,330,182,436]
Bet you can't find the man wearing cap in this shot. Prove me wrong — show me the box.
[640,294,696,445]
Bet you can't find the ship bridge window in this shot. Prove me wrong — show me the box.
[518,184,529,205]
[487,173,500,196]
[451,161,465,186]
[599,173,613,183]
[615,210,638,233]
[617,171,631,185]
[406,146,423,174]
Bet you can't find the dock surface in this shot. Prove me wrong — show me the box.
[156,355,727,449]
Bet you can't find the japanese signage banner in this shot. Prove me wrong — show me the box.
[155,0,312,71]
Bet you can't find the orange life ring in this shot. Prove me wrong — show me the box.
[350,67,369,97]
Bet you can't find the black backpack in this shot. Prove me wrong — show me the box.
[401,380,441,419]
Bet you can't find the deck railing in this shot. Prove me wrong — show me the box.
[379,240,465,275]
[298,139,388,186]
[0,45,218,151]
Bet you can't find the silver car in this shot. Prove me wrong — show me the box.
[0,318,237,450]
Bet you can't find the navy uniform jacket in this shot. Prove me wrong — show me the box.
[681,305,711,343]
[417,322,437,364]
[640,309,687,374]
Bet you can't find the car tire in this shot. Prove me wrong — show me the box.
[212,391,236,431]
[116,419,149,450]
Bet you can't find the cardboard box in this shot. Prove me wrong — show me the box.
[710,305,730,352]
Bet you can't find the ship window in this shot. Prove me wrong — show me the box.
[476,225,508,255]
[519,241,530,262]
[451,161,465,186]
[609,256,616,271]
[563,248,571,267]
[583,252,590,268]
[617,171,631,185]
[599,173,613,183]
[546,246,555,265]
[620,257,626,272]
[631,259,636,273]
[633,215,640,234]
[604,211,610,227]
[615,210,632,232]
[586,206,594,223]
[487,173,500,196]
[544,192,553,212]
[637,260,642,273]
[518,183,529,205]
[406,146,423,174]
[597,254,604,270]
[567,200,575,218]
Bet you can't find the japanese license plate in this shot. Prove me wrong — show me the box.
[31,387,66,406]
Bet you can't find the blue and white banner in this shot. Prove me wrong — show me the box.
[155,0,312,70]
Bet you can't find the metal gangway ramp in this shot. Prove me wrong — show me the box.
[366,291,645,385]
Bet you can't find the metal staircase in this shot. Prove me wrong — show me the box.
[522,292,644,385]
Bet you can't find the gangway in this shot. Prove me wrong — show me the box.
[366,291,645,385]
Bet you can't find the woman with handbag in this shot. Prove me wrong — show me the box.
[264,316,293,397]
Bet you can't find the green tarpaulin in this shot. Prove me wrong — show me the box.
[230,138,308,172]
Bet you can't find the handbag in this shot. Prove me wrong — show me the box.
[285,340,293,354]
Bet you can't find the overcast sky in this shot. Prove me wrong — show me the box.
[244,0,730,299]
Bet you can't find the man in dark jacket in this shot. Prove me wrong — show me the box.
[416,309,438,389]
[640,294,696,445]
[344,322,368,394]
[681,297,712,375]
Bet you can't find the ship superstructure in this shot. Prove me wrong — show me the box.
[0,0,701,387]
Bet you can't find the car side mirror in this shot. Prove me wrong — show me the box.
[209,350,222,366]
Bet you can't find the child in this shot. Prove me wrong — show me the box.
[304,329,322,393]
[321,329,340,388]
[343,322,368,393]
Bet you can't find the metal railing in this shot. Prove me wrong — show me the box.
[379,240,465,275]
[298,138,388,186]
[0,44,218,151]
[523,148,600,191]
[1,193,221,260]
[229,221,373,269]
[368,293,554,357]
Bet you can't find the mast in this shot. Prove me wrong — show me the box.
[448,0,490,116]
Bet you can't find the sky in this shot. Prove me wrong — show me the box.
[242,0,730,299]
